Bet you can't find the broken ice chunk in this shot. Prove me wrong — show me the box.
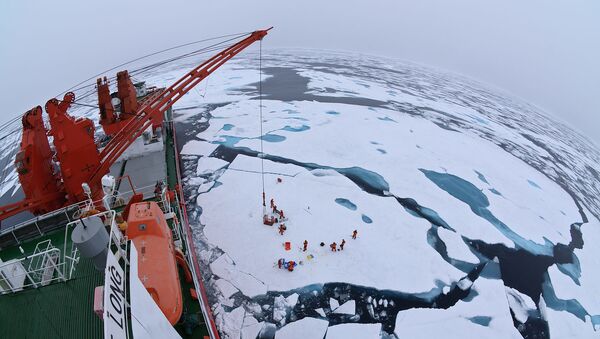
[275,317,329,339]
[333,300,356,315]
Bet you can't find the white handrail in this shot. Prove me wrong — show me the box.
[0,247,64,294]
[0,209,119,295]
[0,183,159,241]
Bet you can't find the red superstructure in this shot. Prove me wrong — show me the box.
[97,76,116,134]
[13,106,64,214]
[0,28,272,222]
[45,92,104,204]
[99,70,148,137]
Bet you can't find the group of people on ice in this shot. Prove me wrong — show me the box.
[266,193,361,273]
[329,239,346,251]
[275,230,359,273]
[264,197,287,226]
[328,229,357,252]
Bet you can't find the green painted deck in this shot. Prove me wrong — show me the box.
[0,229,104,339]
[0,114,210,338]
[0,220,208,339]
[164,109,179,191]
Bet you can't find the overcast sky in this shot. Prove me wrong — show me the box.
[1,0,598,143]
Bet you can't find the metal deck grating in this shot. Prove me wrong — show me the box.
[0,251,104,339]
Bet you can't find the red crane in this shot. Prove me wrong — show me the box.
[0,28,271,221]
[0,107,66,219]
[97,70,142,137]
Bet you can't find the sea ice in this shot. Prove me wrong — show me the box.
[394,264,521,338]
[325,323,380,339]
[181,140,218,157]
[505,287,536,323]
[274,317,329,339]
[200,156,465,294]
[196,156,229,176]
[333,300,356,315]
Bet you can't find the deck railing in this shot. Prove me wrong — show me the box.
[0,182,162,245]
[0,209,119,295]
[0,245,64,293]
[0,238,71,293]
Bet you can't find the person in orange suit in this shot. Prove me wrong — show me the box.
[287,260,296,272]
[330,242,337,252]
[352,230,358,239]
[115,213,128,233]
[278,224,287,235]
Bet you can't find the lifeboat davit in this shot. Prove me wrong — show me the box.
[126,201,183,324]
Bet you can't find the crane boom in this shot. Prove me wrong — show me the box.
[90,28,271,184]
[0,28,271,222]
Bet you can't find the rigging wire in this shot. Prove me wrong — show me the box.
[259,39,266,206]
[126,38,240,79]
[0,127,21,141]
[0,114,24,134]
[68,36,247,119]
[64,101,100,109]
[0,32,253,135]
[70,38,243,105]
[55,31,251,98]
[0,30,257,194]
[0,31,259,198]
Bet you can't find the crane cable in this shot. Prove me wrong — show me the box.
[70,36,248,105]
[0,32,253,136]
[259,40,266,210]
[51,34,252,121]
[56,31,251,98]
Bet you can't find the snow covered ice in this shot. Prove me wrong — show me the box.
[201,155,465,294]
[171,50,600,338]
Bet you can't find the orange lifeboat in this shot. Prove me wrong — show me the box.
[126,201,183,325]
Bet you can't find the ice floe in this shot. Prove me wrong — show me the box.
[325,323,381,339]
[274,317,329,339]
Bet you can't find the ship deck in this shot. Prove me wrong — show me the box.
[0,230,104,338]
[0,120,210,338]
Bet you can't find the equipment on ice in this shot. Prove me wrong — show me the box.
[263,215,277,226]
[277,258,297,272]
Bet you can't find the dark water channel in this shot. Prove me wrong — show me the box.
[172,65,594,338]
